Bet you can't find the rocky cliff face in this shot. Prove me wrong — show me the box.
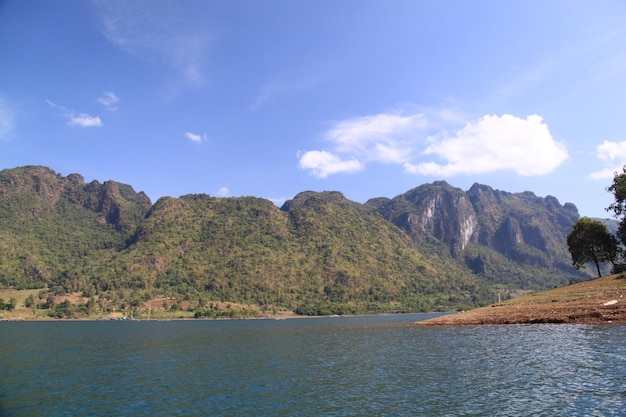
[0,166,151,233]
[84,179,152,233]
[466,183,579,266]
[375,181,478,257]
[373,181,582,279]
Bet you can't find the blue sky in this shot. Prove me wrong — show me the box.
[2,1,626,218]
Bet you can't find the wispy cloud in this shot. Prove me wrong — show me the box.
[250,82,286,111]
[588,140,626,180]
[47,100,102,128]
[184,132,206,143]
[98,91,120,111]
[250,77,318,111]
[298,112,428,178]
[299,111,568,179]
[326,113,423,162]
[0,95,16,140]
[92,0,209,87]
[495,26,626,103]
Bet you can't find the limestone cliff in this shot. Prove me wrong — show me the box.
[373,181,586,288]
[376,181,477,257]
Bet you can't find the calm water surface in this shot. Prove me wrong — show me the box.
[0,314,624,416]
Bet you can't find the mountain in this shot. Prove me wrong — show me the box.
[0,166,150,291]
[371,181,586,290]
[0,166,590,315]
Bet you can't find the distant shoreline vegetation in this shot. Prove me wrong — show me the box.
[0,288,454,320]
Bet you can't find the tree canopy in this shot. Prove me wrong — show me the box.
[567,217,618,277]
[607,166,626,218]
[606,167,626,271]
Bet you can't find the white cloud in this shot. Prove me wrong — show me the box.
[93,1,209,87]
[216,187,230,197]
[325,113,425,163]
[300,111,569,179]
[98,92,120,111]
[597,140,626,161]
[184,132,206,143]
[298,150,363,178]
[68,113,103,128]
[588,140,626,180]
[0,95,16,140]
[298,112,429,177]
[405,114,568,176]
[588,168,617,180]
[47,100,102,128]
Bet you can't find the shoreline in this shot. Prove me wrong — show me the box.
[416,274,626,326]
[0,311,445,323]
[8,276,625,326]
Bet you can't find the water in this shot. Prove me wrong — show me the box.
[1,315,624,416]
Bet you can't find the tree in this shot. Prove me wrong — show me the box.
[24,294,35,308]
[0,297,17,311]
[606,167,626,271]
[567,217,618,277]
[607,166,626,218]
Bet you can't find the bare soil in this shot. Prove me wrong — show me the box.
[416,274,626,326]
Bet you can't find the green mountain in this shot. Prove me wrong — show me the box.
[0,166,589,315]
[0,166,150,291]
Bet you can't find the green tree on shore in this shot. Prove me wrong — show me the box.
[0,297,17,311]
[567,217,618,277]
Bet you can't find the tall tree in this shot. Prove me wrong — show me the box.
[606,167,626,271]
[608,166,626,241]
[607,166,626,218]
[567,217,618,277]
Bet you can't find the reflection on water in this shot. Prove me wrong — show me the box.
[1,316,624,416]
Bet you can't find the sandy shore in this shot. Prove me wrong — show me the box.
[416,274,626,326]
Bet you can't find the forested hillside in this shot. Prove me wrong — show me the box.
[0,166,589,317]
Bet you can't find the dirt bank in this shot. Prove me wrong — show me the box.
[417,274,626,325]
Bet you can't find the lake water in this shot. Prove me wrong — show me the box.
[0,314,624,416]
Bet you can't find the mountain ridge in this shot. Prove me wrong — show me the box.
[0,165,592,316]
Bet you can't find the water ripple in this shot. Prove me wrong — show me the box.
[0,318,624,416]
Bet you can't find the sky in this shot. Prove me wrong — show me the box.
[1,1,626,218]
